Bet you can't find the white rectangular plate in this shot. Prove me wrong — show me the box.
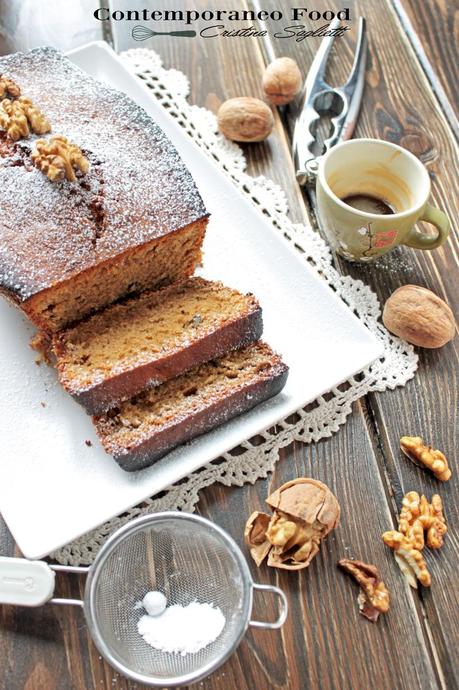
[0,42,383,559]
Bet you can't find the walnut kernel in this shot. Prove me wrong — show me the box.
[217,97,274,142]
[262,57,303,105]
[382,530,431,588]
[383,285,455,348]
[0,74,21,99]
[338,559,390,622]
[0,97,51,141]
[400,435,451,481]
[383,490,447,587]
[32,135,89,182]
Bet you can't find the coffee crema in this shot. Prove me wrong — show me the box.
[341,194,396,215]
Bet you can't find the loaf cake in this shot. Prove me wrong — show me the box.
[94,342,288,471]
[0,48,208,332]
[53,277,263,414]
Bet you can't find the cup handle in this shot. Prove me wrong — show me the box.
[402,204,450,250]
[249,583,288,629]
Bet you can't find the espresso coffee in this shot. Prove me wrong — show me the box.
[341,194,396,215]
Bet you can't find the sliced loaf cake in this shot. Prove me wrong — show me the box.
[93,342,288,471]
[53,278,263,414]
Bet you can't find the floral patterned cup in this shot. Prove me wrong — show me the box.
[316,139,450,262]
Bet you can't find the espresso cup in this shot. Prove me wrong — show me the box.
[316,139,450,262]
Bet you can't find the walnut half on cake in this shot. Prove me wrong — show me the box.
[0,48,209,332]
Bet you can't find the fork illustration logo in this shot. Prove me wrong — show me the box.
[2,575,35,591]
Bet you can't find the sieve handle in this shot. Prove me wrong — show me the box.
[0,558,89,607]
[49,564,88,606]
[249,583,288,629]
[0,556,56,606]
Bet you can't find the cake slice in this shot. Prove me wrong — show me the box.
[94,342,288,471]
[53,278,263,414]
[0,48,208,332]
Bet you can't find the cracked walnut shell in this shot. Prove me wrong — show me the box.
[32,135,89,182]
[400,436,451,481]
[338,559,390,622]
[0,97,51,141]
[0,74,21,99]
[244,478,340,571]
[383,285,455,348]
[244,511,271,567]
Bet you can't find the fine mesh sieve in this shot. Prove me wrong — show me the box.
[0,512,288,687]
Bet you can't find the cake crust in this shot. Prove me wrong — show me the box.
[0,48,208,329]
[54,278,263,414]
[94,342,288,471]
[112,372,287,471]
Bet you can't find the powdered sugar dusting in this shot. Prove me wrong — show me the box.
[0,48,207,301]
[137,600,225,656]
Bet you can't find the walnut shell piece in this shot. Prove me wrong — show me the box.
[382,285,455,348]
[400,435,451,481]
[338,559,390,622]
[266,478,340,535]
[262,57,303,105]
[244,478,340,571]
[32,135,89,182]
[0,97,51,141]
[244,511,271,566]
[217,97,274,142]
[0,74,21,99]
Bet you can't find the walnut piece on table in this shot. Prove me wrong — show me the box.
[244,478,340,571]
[400,435,451,481]
[0,97,50,140]
[421,494,447,550]
[382,531,431,588]
[32,135,89,182]
[338,558,390,622]
[382,491,447,588]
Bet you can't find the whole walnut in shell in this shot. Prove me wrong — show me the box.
[244,478,340,570]
[262,57,303,105]
[217,97,274,142]
[383,285,455,348]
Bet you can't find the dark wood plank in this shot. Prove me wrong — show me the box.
[257,1,458,687]
[395,0,459,133]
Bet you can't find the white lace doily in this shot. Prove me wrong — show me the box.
[51,49,418,565]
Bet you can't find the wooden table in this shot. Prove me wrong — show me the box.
[0,2,457,688]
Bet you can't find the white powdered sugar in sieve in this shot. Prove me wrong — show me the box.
[136,592,226,656]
